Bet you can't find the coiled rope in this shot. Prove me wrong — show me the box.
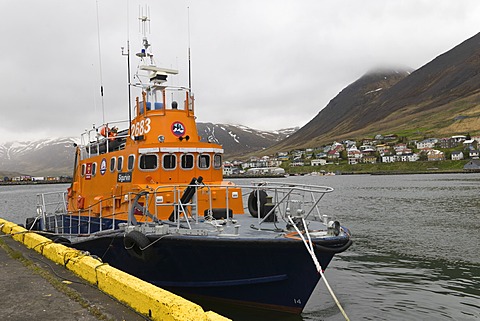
[287,216,350,321]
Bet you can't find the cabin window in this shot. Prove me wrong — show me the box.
[198,154,210,169]
[117,156,124,171]
[163,154,176,170]
[128,155,135,171]
[110,157,116,173]
[181,154,194,169]
[81,164,86,176]
[92,162,97,176]
[213,154,222,169]
[139,154,158,170]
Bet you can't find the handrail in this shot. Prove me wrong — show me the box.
[35,181,333,236]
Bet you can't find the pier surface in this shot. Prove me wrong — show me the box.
[0,231,147,321]
[0,219,229,321]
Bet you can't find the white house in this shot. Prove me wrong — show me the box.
[469,150,479,159]
[347,146,362,165]
[416,138,438,149]
[382,155,396,163]
[451,151,464,161]
[311,159,327,166]
[223,163,234,176]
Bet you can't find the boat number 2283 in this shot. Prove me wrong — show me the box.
[130,118,151,138]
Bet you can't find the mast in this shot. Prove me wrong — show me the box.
[122,1,133,130]
[122,42,132,130]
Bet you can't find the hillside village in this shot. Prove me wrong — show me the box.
[223,133,480,175]
[1,133,479,182]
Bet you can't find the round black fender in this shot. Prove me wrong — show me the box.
[247,190,268,217]
[124,231,153,261]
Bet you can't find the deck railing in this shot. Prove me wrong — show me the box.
[35,182,334,237]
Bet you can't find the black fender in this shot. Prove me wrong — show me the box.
[124,231,153,261]
[247,190,268,218]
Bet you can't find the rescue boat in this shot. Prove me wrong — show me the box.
[26,13,352,314]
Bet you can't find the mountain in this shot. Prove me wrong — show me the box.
[197,123,297,157]
[271,32,480,151]
[0,138,77,177]
[0,124,295,176]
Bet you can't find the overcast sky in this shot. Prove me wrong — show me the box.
[0,0,478,143]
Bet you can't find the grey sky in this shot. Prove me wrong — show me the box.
[0,0,478,143]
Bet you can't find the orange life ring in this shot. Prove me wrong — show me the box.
[77,195,85,209]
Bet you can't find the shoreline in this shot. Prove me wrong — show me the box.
[0,180,71,186]
[1,169,477,186]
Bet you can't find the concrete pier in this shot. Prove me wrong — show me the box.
[0,219,229,321]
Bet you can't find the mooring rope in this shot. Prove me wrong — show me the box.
[287,216,350,321]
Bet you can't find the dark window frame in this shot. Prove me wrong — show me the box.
[139,154,158,171]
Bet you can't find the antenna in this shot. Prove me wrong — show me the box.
[188,6,192,92]
[96,0,105,124]
[139,5,150,36]
[137,5,152,64]
[122,0,132,131]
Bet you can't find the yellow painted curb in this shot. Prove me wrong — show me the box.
[0,218,230,321]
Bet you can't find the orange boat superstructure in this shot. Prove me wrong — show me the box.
[67,42,243,223]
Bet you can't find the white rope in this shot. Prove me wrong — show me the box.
[287,216,350,321]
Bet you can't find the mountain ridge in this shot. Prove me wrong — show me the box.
[266,32,480,153]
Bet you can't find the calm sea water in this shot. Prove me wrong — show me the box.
[1,174,479,321]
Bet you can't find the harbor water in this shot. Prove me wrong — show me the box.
[1,173,479,320]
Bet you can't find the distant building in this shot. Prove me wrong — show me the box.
[384,134,398,141]
[427,150,445,161]
[464,159,480,171]
[291,159,305,167]
[451,151,464,161]
[362,155,377,164]
[451,135,467,143]
[246,167,285,175]
[347,147,362,165]
[327,150,340,160]
[469,150,479,159]
[463,139,478,150]
[438,137,457,149]
[417,138,438,149]
[223,163,234,176]
[311,159,327,166]
[381,155,396,163]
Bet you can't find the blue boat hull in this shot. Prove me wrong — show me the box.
[36,215,351,313]
[70,233,347,313]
